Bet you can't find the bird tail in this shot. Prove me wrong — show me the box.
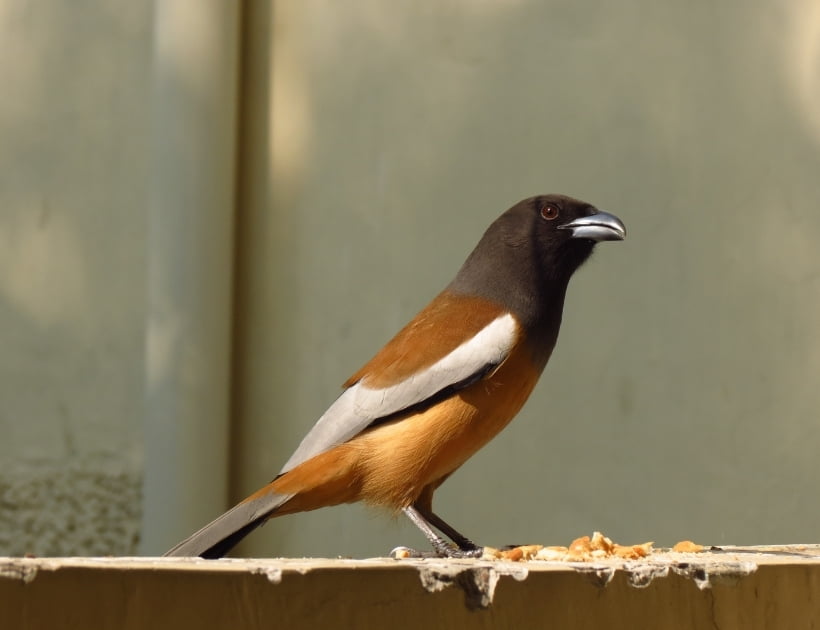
[163,442,360,558]
[163,490,293,559]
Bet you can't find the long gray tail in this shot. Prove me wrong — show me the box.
[163,492,292,559]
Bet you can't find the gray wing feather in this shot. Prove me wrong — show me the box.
[280,314,517,474]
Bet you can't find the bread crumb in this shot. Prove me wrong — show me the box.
[671,540,704,553]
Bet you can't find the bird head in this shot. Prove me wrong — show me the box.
[450,194,625,329]
[519,194,625,279]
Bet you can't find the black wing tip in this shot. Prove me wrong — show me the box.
[162,493,290,558]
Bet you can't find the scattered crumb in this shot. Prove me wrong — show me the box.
[484,532,655,562]
[612,541,654,560]
[390,547,413,559]
[402,534,705,562]
[482,544,544,561]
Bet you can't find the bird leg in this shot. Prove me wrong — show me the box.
[412,504,480,551]
[401,504,483,558]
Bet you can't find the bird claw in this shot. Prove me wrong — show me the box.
[438,544,484,559]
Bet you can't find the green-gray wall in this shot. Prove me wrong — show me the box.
[1,0,819,557]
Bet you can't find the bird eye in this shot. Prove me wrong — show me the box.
[540,204,559,221]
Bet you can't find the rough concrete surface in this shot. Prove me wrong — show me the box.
[2,548,820,629]
[0,458,141,556]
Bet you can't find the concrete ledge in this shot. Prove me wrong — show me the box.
[2,546,819,629]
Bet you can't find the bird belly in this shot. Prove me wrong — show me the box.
[269,343,546,515]
[351,345,544,509]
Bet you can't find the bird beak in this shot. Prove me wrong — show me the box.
[558,210,626,242]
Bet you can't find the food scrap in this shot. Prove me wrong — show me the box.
[393,534,706,562]
[483,531,654,562]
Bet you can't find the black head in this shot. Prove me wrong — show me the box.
[495,194,625,281]
[448,194,625,331]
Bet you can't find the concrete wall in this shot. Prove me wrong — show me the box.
[229,0,820,558]
[2,0,820,557]
[0,0,237,555]
[0,1,153,555]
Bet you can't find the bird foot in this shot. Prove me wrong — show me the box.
[439,545,484,559]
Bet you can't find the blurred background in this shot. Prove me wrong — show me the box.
[1,0,819,558]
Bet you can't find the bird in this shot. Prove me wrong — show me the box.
[164,194,625,559]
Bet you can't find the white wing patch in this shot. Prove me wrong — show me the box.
[279,313,518,474]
